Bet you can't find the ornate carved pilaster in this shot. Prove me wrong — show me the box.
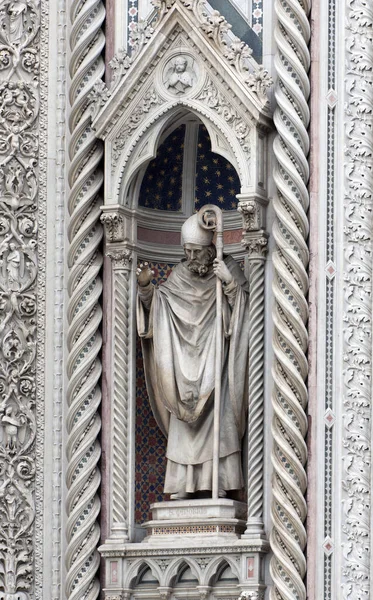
[270,1,311,599]
[341,1,373,596]
[239,199,268,539]
[106,248,134,541]
[66,0,105,598]
[0,0,43,596]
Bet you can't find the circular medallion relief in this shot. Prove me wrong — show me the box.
[162,55,199,96]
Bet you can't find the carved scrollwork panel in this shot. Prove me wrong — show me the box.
[341,1,373,598]
[0,0,44,596]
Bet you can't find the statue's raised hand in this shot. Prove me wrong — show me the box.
[136,262,154,287]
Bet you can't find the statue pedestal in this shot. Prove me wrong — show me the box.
[142,499,247,545]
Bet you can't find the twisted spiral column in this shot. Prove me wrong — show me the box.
[107,250,134,540]
[270,0,311,599]
[244,238,268,536]
[66,0,105,597]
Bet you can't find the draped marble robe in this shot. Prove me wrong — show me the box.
[137,256,250,494]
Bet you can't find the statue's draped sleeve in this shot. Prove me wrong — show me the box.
[137,283,171,436]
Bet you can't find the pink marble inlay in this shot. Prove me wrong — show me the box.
[137,227,242,246]
[247,557,255,578]
[111,561,118,584]
[138,227,181,245]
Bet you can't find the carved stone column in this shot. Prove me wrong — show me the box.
[270,1,311,598]
[101,206,136,542]
[238,198,268,539]
[106,248,134,541]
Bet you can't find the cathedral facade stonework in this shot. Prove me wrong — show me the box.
[0,0,371,599]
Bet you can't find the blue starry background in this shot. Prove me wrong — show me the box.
[139,124,240,212]
[195,125,239,211]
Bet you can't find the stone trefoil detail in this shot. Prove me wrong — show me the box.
[270,0,311,599]
[65,0,105,598]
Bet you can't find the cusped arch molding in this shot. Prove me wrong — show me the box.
[123,108,244,214]
[203,556,240,587]
[165,557,201,589]
[115,101,256,205]
[118,104,247,208]
[126,560,162,590]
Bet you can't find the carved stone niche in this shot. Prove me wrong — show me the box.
[92,0,272,597]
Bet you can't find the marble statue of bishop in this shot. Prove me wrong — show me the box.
[136,211,250,499]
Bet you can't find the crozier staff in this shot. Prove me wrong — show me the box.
[136,207,250,500]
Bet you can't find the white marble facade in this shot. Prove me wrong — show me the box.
[0,0,371,599]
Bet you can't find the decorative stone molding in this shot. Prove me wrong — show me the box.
[341,1,373,597]
[51,0,67,597]
[106,247,134,540]
[109,20,155,92]
[0,0,47,594]
[270,0,311,599]
[149,0,272,105]
[198,81,252,159]
[111,87,164,172]
[66,0,105,598]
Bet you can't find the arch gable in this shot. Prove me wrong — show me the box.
[92,0,272,207]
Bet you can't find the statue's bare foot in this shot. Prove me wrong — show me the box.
[218,489,227,498]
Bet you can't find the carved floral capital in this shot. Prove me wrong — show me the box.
[107,249,133,270]
[238,200,260,231]
[101,212,125,243]
[244,235,268,258]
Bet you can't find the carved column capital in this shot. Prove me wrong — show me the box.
[244,233,268,259]
[158,587,172,600]
[101,212,125,243]
[107,249,133,270]
[237,195,267,235]
[238,199,258,227]
[239,591,265,600]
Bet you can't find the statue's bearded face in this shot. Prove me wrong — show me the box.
[184,243,216,276]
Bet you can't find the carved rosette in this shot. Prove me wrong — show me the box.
[66,0,105,597]
[342,2,373,597]
[0,0,42,596]
[270,1,311,599]
[107,248,133,538]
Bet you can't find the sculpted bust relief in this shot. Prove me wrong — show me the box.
[136,208,250,500]
[164,55,197,95]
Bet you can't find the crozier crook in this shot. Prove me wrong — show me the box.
[197,204,223,500]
